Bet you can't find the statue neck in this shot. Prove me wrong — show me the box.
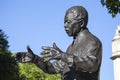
[73,27,88,39]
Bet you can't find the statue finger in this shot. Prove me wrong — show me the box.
[41,53,52,58]
[40,50,51,55]
[41,46,53,50]
[53,43,63,53]
[22,56,32,62]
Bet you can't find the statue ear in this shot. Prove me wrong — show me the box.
[79,18,84,27]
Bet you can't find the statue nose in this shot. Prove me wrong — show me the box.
[64,25,69,31]
[64,23,68,28]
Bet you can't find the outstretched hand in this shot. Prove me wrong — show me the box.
[15,45,35,63]
[41,43,63,61]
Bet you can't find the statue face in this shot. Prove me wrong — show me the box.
[64,11,82,36]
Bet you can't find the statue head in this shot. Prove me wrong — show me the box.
[64,6,88,37]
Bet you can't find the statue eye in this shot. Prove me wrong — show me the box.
[67,20,71,23]
[65,20,71,24]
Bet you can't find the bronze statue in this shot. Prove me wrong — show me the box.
[15,6,102,80]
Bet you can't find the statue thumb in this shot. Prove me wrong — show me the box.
[27,45,34,55]
[53,43,62,52]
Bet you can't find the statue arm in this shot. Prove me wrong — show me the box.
[15,46,61,74]
[33,54,71,74]
[32,55,62,74]
[73,41,102,72]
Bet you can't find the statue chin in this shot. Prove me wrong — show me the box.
[66,32,73,36]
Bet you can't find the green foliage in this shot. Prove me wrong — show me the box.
[101,0,120,17]
[19,63,61,80]
[0,29,19,80]
[0,53,19,80]
[0,29,9,53]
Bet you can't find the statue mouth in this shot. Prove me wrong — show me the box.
[65,28,70,33]
[65,30,69,34]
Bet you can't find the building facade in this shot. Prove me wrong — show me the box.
[111,25,120,80]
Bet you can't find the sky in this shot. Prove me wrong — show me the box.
[0,0,120,80]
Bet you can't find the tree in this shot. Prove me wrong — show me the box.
[101,0,120,17]
[19,63,61,80]
[0,29,19,80]
[0,29,9,53]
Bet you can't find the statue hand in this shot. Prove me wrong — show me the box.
[15,45,35,63]
[41,43,63,61]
